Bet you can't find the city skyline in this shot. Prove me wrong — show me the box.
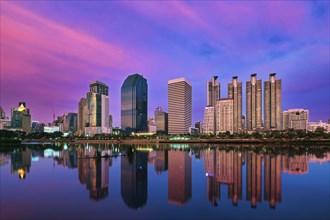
[1,1,329,126]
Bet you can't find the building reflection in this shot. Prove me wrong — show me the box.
[154,150,168,175]
[11,148,31,179]
[57,148,77,169]
[203,149,220,206]
[168,150,192,206]
[78,147,110,200]
[246,152,262,208]
[283,155,309,175]
[121,149,148,209]
[264,154,282,208]
[227,151,243,206]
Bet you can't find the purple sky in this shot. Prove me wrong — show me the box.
[1,1,329,126]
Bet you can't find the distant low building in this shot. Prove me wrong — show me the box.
[282,109,309,130]
[31,121,45,133]
[44,126,60,133]
[0,117,11,130]
[307,120,330,133]
[189,127,198,135]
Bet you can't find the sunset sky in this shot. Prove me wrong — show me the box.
[1,1,329,126]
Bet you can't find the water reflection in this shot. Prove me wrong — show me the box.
[168,150,192,206]
[11,148,31,179]
[121,148,148,209]
[2,144,330,211]
[77,147,111,200]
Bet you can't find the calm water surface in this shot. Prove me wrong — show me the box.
[1,144,329,220]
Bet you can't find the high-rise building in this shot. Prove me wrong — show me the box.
[216,98,234,134]
[228,76,242,133]
[154,107,168,134]
[264,73,282,130]
[62,112,78,133]
[11,102,31,132]
[168,78,192,134]
[168,151,192,205]
[0,107,5,119]
[121,74,148,134]
[207,76,221,106]
[78,98,87,136]
[246,74,262,131]
[203,76,220,134]
[85,81,111,136]
[203,106,215,134]
[282,109,309,130]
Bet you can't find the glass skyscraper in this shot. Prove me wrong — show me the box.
[121,74,148,133]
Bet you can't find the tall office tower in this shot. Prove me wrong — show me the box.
[121,74,148,133]
[207,76,221,106]
[0,106,5,119]
[154,107,168,134]
[11,102,31,132]
[85,81,110,135]
[121,150,148,209]
[203,76,220,134]
[228,76,242,133]
[168,78,192,134]
[62,112,78,133]
[264,154,282,208]
[282,109,309,130]
[216,99,234,134]
[246,152,262,208]
[246,74,262,130]
[168,151,192,205]
[78,98,87,136]
[264,73,282,130]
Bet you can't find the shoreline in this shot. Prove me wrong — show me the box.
[19,138,330,146]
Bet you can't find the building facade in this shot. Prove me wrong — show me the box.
[282,109,309,130]
[11,102,31,132]
[264,73,282,130]
[78,98,87,136]
[121,74,148,134]
[246,74,262,131]
[168,78,192,134]
[154,107,168,134]
[307,120,330,132]
[216,98,234,134]
[203,76,220,134]
[85,81,111,136]
[203,106,215,134]
[228,76,242,133]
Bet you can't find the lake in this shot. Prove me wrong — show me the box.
[1,143,329,219]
